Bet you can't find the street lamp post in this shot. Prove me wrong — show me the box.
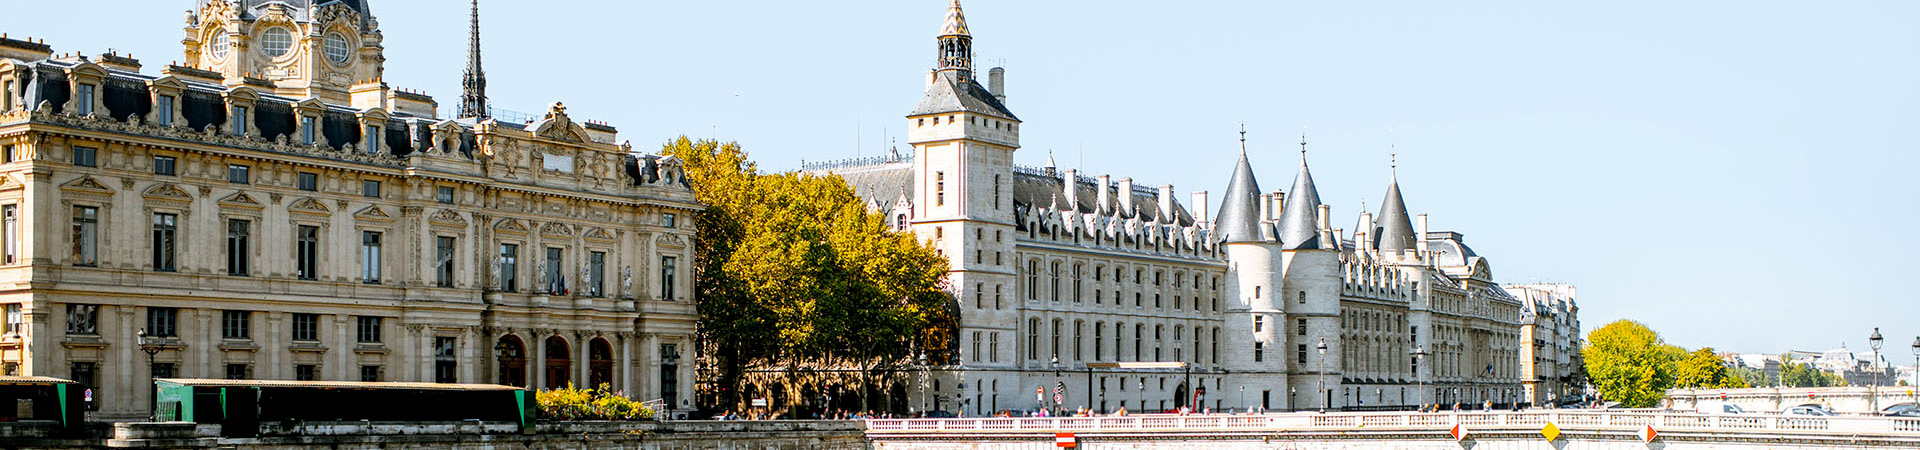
[1137,378,1145,414]
[1049,355,1061,415]
[136,328,164,421]
[1316,338,1328,413]
[1413,345,1429,411]
[1239,385,1245,413]
[1911,337,1920,391]
[1870,328,1884,412]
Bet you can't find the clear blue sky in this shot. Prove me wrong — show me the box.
[6,1,1917,356]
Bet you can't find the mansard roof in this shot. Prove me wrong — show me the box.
[831,163,916,213]
[1213,152,1264,243]
[1375,179,1417,253]
[1011,168,1193,226]
[909,71,1017,121]
[233,1,376,31]
[1277,157,1323,250]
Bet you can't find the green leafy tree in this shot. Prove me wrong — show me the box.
[664,137,954,412]
[1730,365,1769,388]
[1674,347,1744,389]
[1583,320,1684,408]
[1780,361,1842,388]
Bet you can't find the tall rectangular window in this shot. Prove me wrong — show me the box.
[434,337,457,383]
[65,304,98,335]
[356,316,382,343]
[227,164,249,184]
[360,366,381,382]
[435,236,455,288]
[230,106,248,135]
[935,171,945,206]
[73,146,96,167]
[1254,342,1265,362]
[2,205,15,264]
[221,310,250,339]
[151,213,177,271]
[499,243,519,292]
[544,248,563,294]
[74,84,94,116]
[362,231,382,284]
[295,225,318,280]
[153,156,176,176]
[0,145,10,163]
[156,95,174,127]
[225,364,249,380]
[363,125,380,153]
[297,172,317,191]
[146,307,177,337]
[300,116,315,144]
[295,365,316,381]
[587,251,605,297]
[362,180,381,198]
[660,256,676,300]
[72,206,98,266]
[226,219,249,276]
[291,313,318,342]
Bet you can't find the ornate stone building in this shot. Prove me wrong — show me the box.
[808,0,1565,414]
[1505,284,1582,406]
[0,0,700,419]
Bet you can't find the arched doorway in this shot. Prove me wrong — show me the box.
[1174,381,1190,410]
[496,335,527,387]
[545,336,572,389]
[588,338,614,390]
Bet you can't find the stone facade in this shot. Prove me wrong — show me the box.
[0,1,700,420]
[803,0,1566,415]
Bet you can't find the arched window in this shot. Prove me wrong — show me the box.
[1026,260,1039,300]
[1094,322,1105,361]
[1073,320,1084,361]
[1051,319,1063,360]
[1050,261,1062,302]
[1071,263,1084,303]
[1027,318,1040,360]
[1133,324,1144,361]
[896,214,907,229]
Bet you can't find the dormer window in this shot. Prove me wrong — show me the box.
[324,32,350,64]
[300,116,316,144]
[230,106,248,135]
[74,84,95,116]
[363,125,380,153]
[156,96,174,127]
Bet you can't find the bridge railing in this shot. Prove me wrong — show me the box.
[866,411,1920,436]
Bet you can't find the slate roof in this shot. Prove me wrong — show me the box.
[1011,171,1193,226]
[1213,152,1264,243]
[1374,179,1417,253]
[831,164,916,212]
[910,71,1017,121]
[235,1,376,32]
[1277,157,1324,250]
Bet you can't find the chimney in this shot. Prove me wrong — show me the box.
[1191,190,1209,227]
[1416,214,1431,257]
[1269,190,1285,221]
[1157,185,1175,223]
[1257,193,1273,225]
[1358,212,1374,252]
[1317,204,1333,245]
[1117,178,1134,214]
[988,67,1006,104]
[926,69,937,89]
[97,51,141,72]
[1096,175,1113,213]
[1062,169,1079,212]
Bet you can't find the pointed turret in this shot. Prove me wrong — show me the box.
[457,0,488,119]
[942,0,971,37]
[935,0,974,80]
[1277,137,1324,250]
[1374,177,1417,255]
[1214,151,1263,243]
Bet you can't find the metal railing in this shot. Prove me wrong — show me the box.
[866,410,1920,436]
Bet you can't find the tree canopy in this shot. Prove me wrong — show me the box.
[663,137,955,411]
[1674,347,1746,389]
[1583,320,1684,408]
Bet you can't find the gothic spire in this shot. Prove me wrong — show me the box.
[1277,135,1324,250]
[457,0,489,119]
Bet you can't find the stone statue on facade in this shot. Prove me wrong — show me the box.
[620,266,633,299]
[490,255,502,291]
[534,260,548,294]
[580,264,592,296]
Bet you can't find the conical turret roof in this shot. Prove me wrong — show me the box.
[1374,179,1417,254]
[1213,152,1264,243]
[1277,156,1323,250]
[942,0,970,36]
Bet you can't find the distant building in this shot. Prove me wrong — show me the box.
[801,0,1568,414]
[1504,284,1582,405]
[0,0,700,419]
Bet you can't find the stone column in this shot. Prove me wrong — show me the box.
[617,333,632,395]
[576,332,590,388]
[419,326,434,382]
[460,327,477,383]
[531,331,547,389]
[266,313,283,380]
[642,334,660,400]
[197,309,215,378]
[336,315,351,380]
[116,307,136,415]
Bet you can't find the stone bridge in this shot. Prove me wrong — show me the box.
[1668,386,1920,414]
[867,410,1920,449]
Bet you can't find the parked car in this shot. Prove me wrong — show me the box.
[1720,404,1750,414]
[1880,403,1919,416]
[1783,405,1834,416]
